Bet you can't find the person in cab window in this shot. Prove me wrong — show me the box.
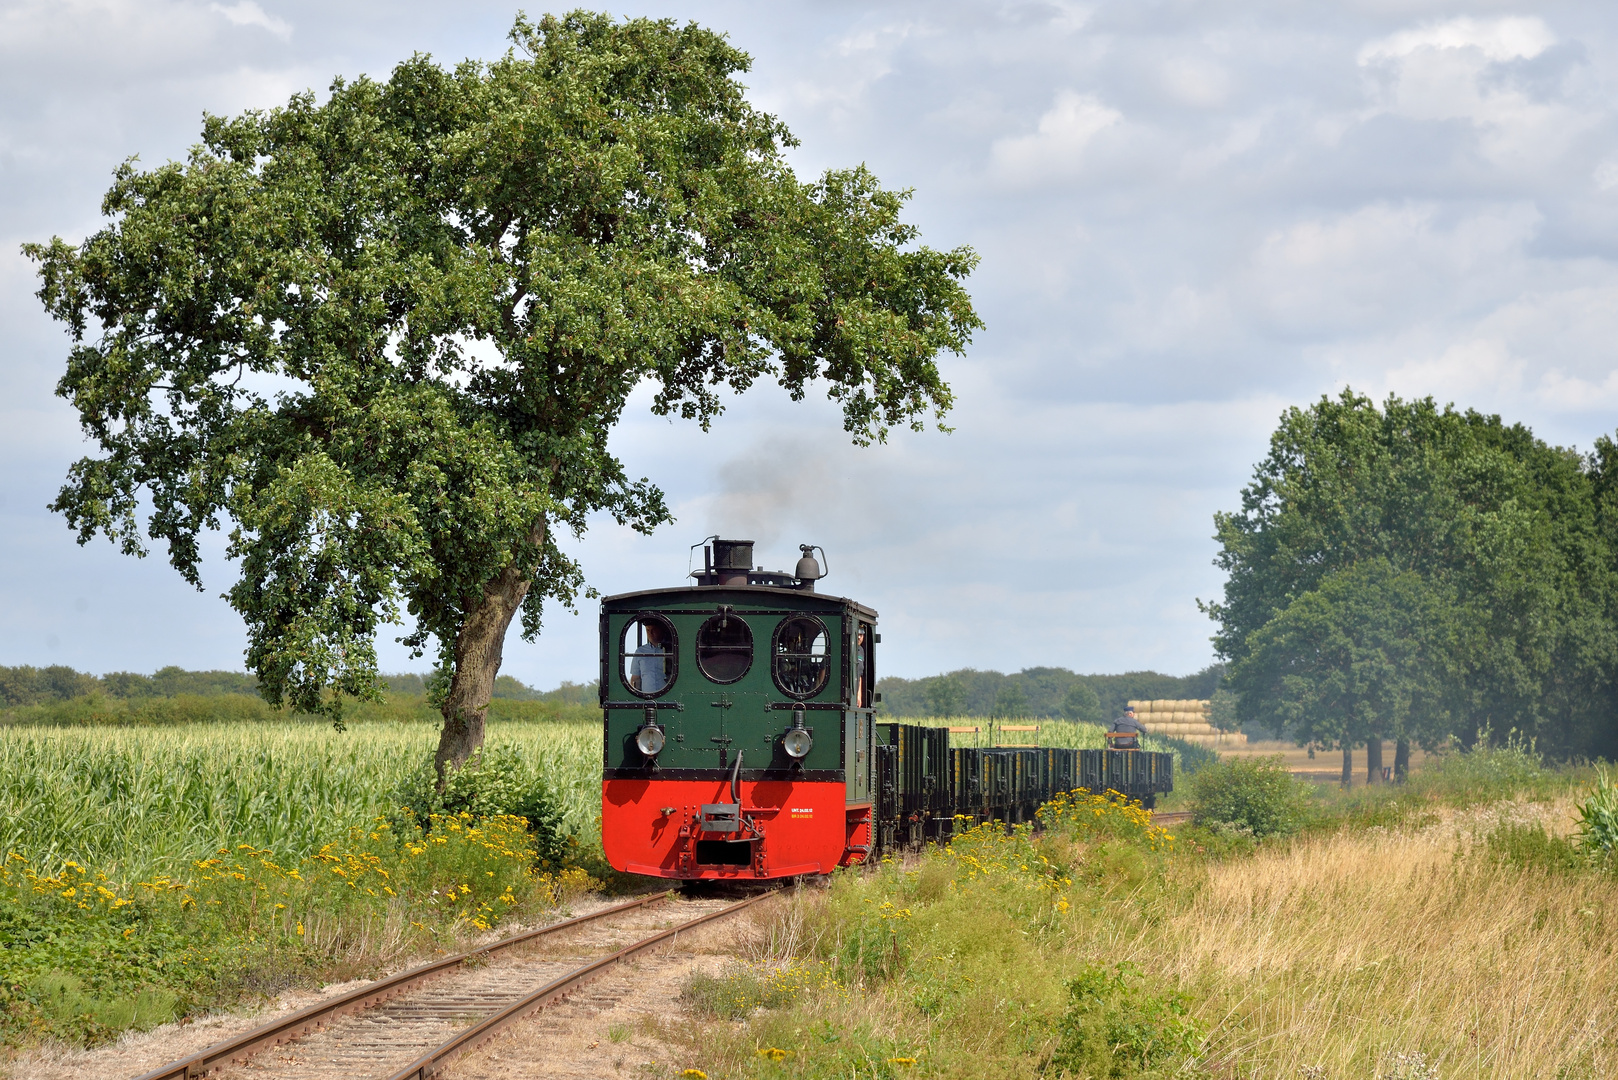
[855,624,869,707]
[630,620,670,694]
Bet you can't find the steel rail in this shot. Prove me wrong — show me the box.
[1153,811,1192,827]
[130,891,673,1080]
[383,890,774,1080]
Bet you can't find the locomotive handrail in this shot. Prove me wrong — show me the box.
[603,700,685,710]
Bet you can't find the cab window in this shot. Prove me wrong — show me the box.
[772,616,829,699]
[696,612,753,683]
[620,614,676,697]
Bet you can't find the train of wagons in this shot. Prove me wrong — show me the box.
[599,539,1175,881]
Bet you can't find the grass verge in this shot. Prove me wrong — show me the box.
[665,752,1618,1080]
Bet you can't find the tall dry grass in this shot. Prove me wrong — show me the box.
[1143,801,1617,1079]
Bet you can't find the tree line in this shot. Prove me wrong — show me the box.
[1210,390,1618,779]
[0,665,570,710]
[876,666,1224,722]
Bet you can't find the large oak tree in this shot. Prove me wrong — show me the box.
[25,12,981,775]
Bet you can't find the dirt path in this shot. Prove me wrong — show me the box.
[1219,739,1432,785]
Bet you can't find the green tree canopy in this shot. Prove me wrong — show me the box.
[25,12,981,773]
[1061,681,1103,724]
[1228,559,1460,751]
[1209,391,1618,759]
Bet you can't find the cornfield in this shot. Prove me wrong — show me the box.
[0,720,600,882]
[904,716,1208,772]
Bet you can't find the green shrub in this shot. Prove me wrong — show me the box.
[681,967,793,1020]
[1052,962,1203,1077]
[1189,755,1312,839]
[1410,730,1560,806]
[1481,822,1589,874]
[389,745,575,869]
[28,972,179,1038]
[1160,735,1218,776]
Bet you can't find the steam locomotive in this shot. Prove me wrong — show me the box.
[598,539,1174,881]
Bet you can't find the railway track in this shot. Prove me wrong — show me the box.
[1153,810,1191,827]
[132,890,772,1080]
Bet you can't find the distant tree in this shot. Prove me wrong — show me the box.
[927,673,966,717]
[148,667,259,697]
[26,13,980,778]
[1209,391,1618,762]
[101,672,160,699]
[538,680,600,707]
[379,673,429,697]
[994,681,1029,719]
[1226,559,1459,784]
[0,665,100,707]
[1061,681,1103,724]
[1206,688,1239,732]
[492,675,539,701]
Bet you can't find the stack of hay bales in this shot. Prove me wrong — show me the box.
[1127,699,1247,749]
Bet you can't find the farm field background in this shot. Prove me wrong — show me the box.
[0,714,1194,881]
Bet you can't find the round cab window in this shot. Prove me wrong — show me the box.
[696,613,753,684]
[772,616,829,699]
[620,615,676,698]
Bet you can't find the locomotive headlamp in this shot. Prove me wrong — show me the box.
[635,722,666,757]
[783,709,813,759]
[782,727,813,759]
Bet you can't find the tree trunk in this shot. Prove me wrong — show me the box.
[1341,743,1352,788]
[1366,736,1383,785]
[1394,738,1410,783]
[434,518,547,781]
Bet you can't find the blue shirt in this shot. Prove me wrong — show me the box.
[630,644,669,694]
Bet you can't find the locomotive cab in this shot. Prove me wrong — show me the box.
[599,539,877,880]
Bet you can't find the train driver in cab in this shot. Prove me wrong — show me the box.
[1108,704,1147,749]
[629,619,672,695]
[856,624,870,707]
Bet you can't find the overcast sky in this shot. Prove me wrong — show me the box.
[5,0,1618,688]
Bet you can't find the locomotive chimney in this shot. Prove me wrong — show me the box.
[711,539,754,586]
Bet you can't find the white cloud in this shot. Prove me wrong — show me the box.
[1351,14,1594,173]
[1159,56,1231,109]
[1358,16,1556,65]
[990,90,1121,183]
[209,1,291,41]
[1380,338,1527,403]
